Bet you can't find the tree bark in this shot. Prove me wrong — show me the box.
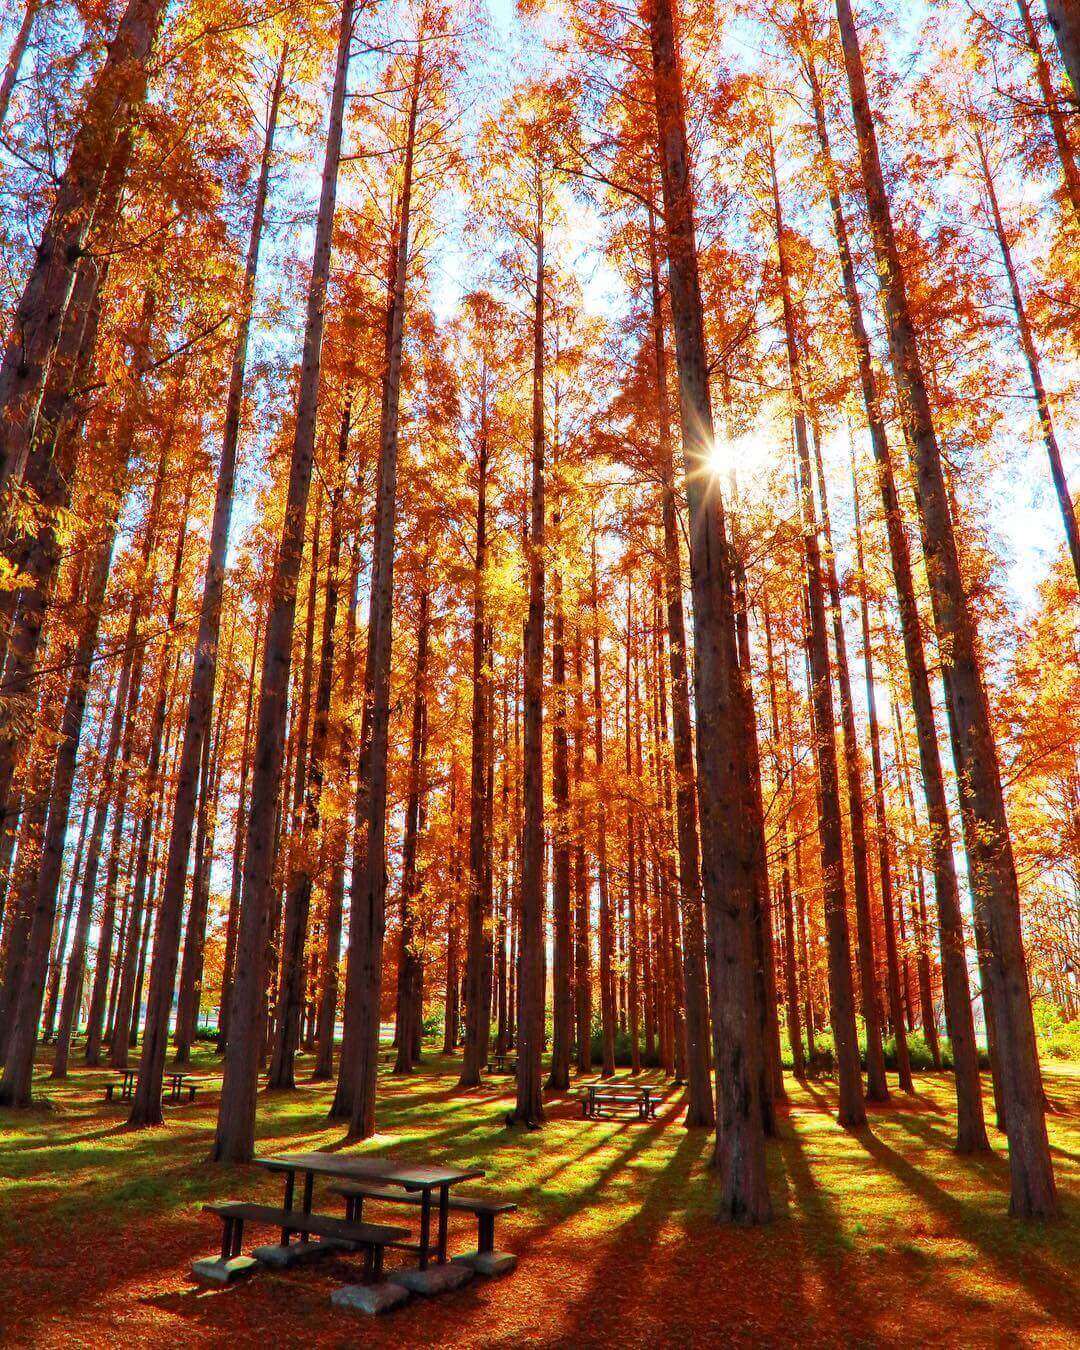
[547,442,572,1092]
[340,36,422,1140]
[851,458,913,1092]
[646,0,771,1221]
[770,135,865,1129]
[1046,0,1080,101]
[807,416,888,1102]
[461,365,492,1088]
[837,0,1056,1218]
[646,201,713,1122]
[590,534,616,1079]
[512,171,547,1130]
[0,0,167,504]
[270,401,348,1088]
[132,48,285,1136]
[0,0,39,132]
[801,14,987,1148]
[974,123,1079,591]
[394,571,430,1074]
[1017,0,1080,222]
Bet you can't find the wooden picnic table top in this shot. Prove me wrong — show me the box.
[255,1153,485,1192]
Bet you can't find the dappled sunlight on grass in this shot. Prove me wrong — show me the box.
[0,1044,1076,1346]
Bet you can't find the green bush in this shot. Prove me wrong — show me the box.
[1032,999,1080,1061]
[588,1027,662,1069]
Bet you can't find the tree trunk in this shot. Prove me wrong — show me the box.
[0,0,167,504]
[647,0,771,1221]
[512,180,547,1130]
[802,16,986,1147]
[837,0,1056,1218]
[851,462,913,1092]
[1017,0,1080,222]
[131,48,285,1135]
[339,37,422,1140]
[807,418,888,1102]
[270,402,348,1088]
[646,202,714,1121]
[590,535,616,1079]
[547,449,572,1092]
[394,573,430,1074]
[314,534,359,1079]
[769,135,865,1129]
[1046,0,1080,100]
[763,601,805,1080]
[974,122,1080,591]
[115,503,188,1066]
[461,368,492,1088]
[0,0,39,131]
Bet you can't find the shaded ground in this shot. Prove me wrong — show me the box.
[0,1044,1077,1347]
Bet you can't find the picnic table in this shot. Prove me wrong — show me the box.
[164,1070,200,1103]
[104,1068,136,1101]
[256,1153,485,1270]
[489,1052,517,1075]
[580,1083,658,1121]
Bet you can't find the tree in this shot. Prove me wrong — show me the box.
[645,0,772,1222]
[835,0,1057,1220]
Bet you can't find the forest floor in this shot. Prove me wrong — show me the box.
[0,1045,1077,1348]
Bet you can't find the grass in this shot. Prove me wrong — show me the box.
[0,1043,1077,1346]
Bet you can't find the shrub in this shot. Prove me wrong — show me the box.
[1032,998,1080,1061]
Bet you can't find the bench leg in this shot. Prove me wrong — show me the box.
[372,1244,384,1282]
[478,1213,495,1256]
[220,1218,234,1262]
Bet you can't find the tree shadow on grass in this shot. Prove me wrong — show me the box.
[850,1117,1079,1324]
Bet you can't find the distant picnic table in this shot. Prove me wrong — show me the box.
[105,1068,201,1104]
[579,1083,658,1121]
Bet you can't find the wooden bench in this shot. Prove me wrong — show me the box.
[580,1084,658,1121]
[488,1053,517,1076]
[331,1183,517,1269]
[203,1202,408,1281]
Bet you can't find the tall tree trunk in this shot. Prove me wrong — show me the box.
[461,367,492,1088]
[512,179,546,1130]
[394,572,430,1074]
[763,600,805,1080]
[647,0,771,1221]
[547,446,572,1092]
[590,534,616,1079]
[111,491,190,1069]
[572,622,591,1072]
[0,0,39,131]
[1046,0,1080,100]
[851,461,913,1093]
[622,588,641,1076]
[801,16,986,1148]
[974,122,1079,590]
[270,402,348,1088]
[769,137,865,1129]
[44,458,134,1083]
[1017,0,1080,221]
[646,201,714,1121]
[339,37,422,1140]
[807,417,888,1102]
[0,0,167,504]
[128,50,286,1133]
[314,534,359,1079]
[837,0,1056,1218]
